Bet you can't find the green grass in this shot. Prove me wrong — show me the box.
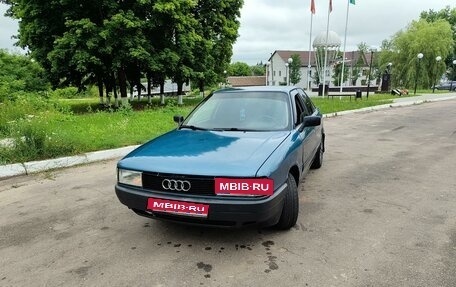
[51,105,194,150]
[312,94,395,114]
[0,92,427,164]
[0,96,198,164]
[415,89,451,95]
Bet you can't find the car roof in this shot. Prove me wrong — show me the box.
[214,86,298,94]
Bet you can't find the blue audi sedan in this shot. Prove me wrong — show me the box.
[115,86,325,229]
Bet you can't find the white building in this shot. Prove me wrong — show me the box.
[267,50,376,91]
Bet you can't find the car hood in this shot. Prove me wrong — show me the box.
[118,129,290,177]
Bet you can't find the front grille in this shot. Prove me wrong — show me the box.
[142,172,215,196]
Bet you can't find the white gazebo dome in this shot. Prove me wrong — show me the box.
[313,31,342,48]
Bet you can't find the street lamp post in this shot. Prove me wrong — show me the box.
[451,59,456,92]
[366,50,374,99]
[287,57,293,85]
[265,62,270,86]
[414,53,424,95]
[387,62,392,90]
[285,63,289,86]
[223,70,227,88]
[433,56,442,93]
[307,64,312,91]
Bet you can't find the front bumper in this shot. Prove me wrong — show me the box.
[115,183,287,228]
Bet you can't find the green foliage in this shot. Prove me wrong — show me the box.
[332,61,349,86]
[0,94,60,136]
[48,87,90,99]
[0,50,50,101]
[3,0,244,98]
[0,94,197,164]
[391,20,454,87]
[251,64,266,76]
[228,62,252,76]
[420,6,456,80]
[1,123,77,164]
[379,19,453,88]
[289,54,302,85]
[117,101,134,116]
[349,43,369,86]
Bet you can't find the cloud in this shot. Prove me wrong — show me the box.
[233,0,455,64]
[1,1,454,62]
[0,4,22,52]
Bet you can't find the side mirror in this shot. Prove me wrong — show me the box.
[173,115,184,125]
[299,115,321,132]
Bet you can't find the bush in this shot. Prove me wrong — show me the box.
[49,87,94,99]
[117,101,134,116]
[0,93,75,137]
[0,122,79,164]
[0,50,50,102]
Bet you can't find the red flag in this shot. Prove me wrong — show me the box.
[329,0,333,12]
[311,0,316,14]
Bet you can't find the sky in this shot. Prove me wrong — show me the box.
[1,1,455,63]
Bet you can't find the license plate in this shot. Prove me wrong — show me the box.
[214,178,274,196]
[147,198,209,218]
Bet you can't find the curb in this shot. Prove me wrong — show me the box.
[323,95,456,118]
[1,96,455,179]
[0,145,139,179]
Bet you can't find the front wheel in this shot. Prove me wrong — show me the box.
[275,173,299,230]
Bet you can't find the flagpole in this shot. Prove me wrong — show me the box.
[308,13,313,92]
[322,0,331,97]
[340,0,350,94]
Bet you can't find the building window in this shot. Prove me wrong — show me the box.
[273,71,276,76]
[279,71,282,77]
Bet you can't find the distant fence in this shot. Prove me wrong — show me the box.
[129,80,191,98]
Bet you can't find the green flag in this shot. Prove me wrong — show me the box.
[350,0,355,4]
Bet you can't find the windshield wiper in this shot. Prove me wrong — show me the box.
[212,128,259,132]
[179,125,208,131]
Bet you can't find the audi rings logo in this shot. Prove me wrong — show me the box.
[162,179,191,192]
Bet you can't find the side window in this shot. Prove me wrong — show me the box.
[292,90,308,126]
[299,89,315,114]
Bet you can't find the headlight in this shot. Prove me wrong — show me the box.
[118,169,142,187]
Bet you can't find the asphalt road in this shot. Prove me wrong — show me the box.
[1,100,455,287]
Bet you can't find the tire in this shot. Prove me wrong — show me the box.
[275,173,299,230]
[310,138,324,169]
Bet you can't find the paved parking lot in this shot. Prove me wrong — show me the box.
[1,100,455,287]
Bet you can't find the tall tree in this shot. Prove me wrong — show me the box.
[332,60,348,86]
[289,54,302,85]
[192,0,243,92]
[349,43,369,86]
[251,64,266,76]
[389,19,453,89]
[228,62,251,76]
[2,0,244,103]
[2,0,68,86]
[420,6,456,81]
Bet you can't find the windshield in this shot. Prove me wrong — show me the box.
[182,91,291,131]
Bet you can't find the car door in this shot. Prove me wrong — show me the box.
[298,89,321,168]
[290,89,312,172]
